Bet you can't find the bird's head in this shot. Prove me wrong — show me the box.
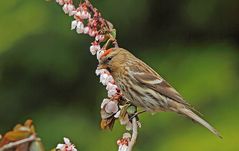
[97,48,129,73]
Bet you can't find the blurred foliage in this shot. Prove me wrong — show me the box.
[0,120,44,151]
[0,0,238,151]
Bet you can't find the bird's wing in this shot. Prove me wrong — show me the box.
[133,72,190,106]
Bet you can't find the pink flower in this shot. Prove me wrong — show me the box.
[67,4,75,15]
[90,43,101,55]
[99,73,114,85]
[62,4,68,14]
[74,10,90,20]
[101,98,110,109]
[76,21,84,34]
[62,4,75,15]
[99,73,109,85]
[56,137,77,151]
[69,10,77,16]
[118,143,128,151]
[105,75,114,84]
[106,83,118,91]
[108,88,118,97]
[105,101,119,114]
[80,11,91,19]
[56,0,64,5]
[117,133,131,151]
[89,28,97,37]
[74,11,82,20]
[95,35,105,42]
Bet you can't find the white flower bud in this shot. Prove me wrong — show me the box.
[89,44,101,55]
[62,4,69,14]
[63,137,70,145]
[56,0,64,5]
[71,20,78,30]
[97,50,104,60]
[83,26,90,34]
[56,137,77,151]
[114,110,121,118]
[67,4,75,16]
[95,69,109,76]
[69,10,77,16]
[118,145,128,151]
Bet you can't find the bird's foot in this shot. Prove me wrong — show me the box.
[129,110,146,121]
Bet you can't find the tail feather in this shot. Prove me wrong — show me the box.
[179,108,222,139]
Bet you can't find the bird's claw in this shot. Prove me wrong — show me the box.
[129,110,146,121]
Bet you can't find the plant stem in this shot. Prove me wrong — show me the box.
[127,118,138,151]
[0,135,36,151]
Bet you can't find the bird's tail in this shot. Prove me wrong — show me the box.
[178,107,222,139]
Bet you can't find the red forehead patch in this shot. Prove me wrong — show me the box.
[100,48,113,59]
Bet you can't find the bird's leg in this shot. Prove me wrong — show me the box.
[119,97,146,120]
[119,95,130,105]
[129,110,146,121]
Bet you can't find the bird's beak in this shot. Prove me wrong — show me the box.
[97,64,106,70]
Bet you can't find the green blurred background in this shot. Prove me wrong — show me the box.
[0,0,239,151]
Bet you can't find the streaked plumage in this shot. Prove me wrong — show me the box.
[98,48,222,138]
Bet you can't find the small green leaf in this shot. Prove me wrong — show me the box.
[110,29,117,39]
[127,105,137,115]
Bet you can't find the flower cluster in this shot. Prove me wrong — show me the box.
[55,1,139,150]
[117,133,131,151]
[56,137,77,151]
[96,68,130,130]
[56,0,111,61]
[96,68,121,103]
[55,0,130,129]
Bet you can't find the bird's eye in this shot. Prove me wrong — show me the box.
[107,57,112,61]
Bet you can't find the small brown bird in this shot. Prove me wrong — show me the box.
[98,47,222,138]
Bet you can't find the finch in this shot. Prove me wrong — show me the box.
[98,47,222,138]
